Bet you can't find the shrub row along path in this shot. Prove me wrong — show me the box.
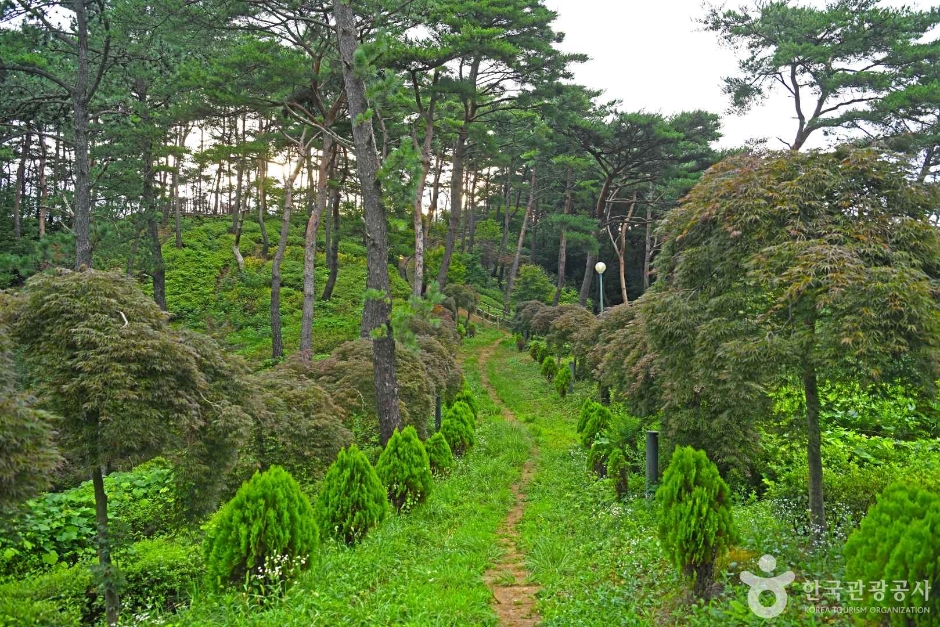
[479,336,542,627]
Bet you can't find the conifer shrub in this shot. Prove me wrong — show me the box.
[607,449,629,498]
[375,427,433,511]
[541,356,558,381]
[587,441,610,478]
[467,322,476,338]
[580,402,612,448]
[529,339,545,362]
[203,466,317,591]
[554,362,572,397]
[536,343,550,364]
[449,400,476,430]
[440,403,476,456]
[657,446,737,598]
[425,432,455,475]
[451,389,478,419]
[315,444,389,546]
[577,399,595,435]
[514,334,526,352]
[843,482,940,620]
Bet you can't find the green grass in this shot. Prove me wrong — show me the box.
[485,340,855,627]
[153,326,532,627]
[162,216,412,364]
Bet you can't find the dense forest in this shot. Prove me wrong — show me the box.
[2,0,940,625]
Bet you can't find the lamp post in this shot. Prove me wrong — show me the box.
[595,261,607,314]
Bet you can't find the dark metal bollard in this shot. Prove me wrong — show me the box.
[646,431,660,498]
[435,396,442,431]
[568,360,576,395]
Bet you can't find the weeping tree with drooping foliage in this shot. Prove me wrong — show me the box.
[7,269,253,624]
[623,148,940,537]
[375,426,433,511]
[315,444,389,545]
[0,322,61,513]
[204,466,317,592]
[657,446,737,599]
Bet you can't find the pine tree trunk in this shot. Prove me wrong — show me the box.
[272,156,305,360]
[13,131,29,240]
[553,167,573,306]
[504,167,536,314]
[335,0,402,446]
[258,155,269,259]
[72,0,93,270]
[38,129,47,239]
[321,177,342,301]
[437,57,479,287]
[300,137,334,359]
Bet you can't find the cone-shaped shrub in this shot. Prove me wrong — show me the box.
[315,444,388,545]
[844,482,940,620]
[514,334,526,351]
[536,343,549,364]
[529,340,544,362]
[440,404,475,456]
[541,356,558,381]
[657,446,737,599]
[426,432,454,475]
[203,466,317,591]
[580,402,611,448]
[554,362,572,397]
[577,399,595,434]
[607,449,629,498]
[451,389,478,419]
[375,426,433,511]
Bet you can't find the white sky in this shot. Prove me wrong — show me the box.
[545,0,934,149]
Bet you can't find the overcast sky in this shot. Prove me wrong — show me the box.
[544,0,933,149]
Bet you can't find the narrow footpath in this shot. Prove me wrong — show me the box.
[479,338,542,627]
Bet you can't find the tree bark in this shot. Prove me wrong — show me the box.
[92,465,119,626]
[553,167,573,306]
[411,69,439,298]
[13,131,29,240]
[173,128,185,249]
[804,357,826,538]
[271,154,306,360]
[334,0,402,446]
[437,56,479,287]
[643,201,652,291]
[37,129,47,238]
[258,156,269,259]
[321,171,342,301]
[503,167,536,314]
[72,0,93,270]
[300,137,334,359]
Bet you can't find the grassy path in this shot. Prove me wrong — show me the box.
[479,338,542,627]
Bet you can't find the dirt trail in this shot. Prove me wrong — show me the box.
[479,338,541,627]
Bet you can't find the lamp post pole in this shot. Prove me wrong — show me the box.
[595,261,607,314]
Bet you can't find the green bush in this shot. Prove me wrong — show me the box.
[579,402,612,448]
[514,334,526,352]
[554,362,572,397]
[541,356,558,381]
[529,339,544,362]
[466,322,476,338]
[425,432,455,475]
[656,446,737,598]
[0,535,202,626]
[315,444,389,546]
[451,389,478,420]
[0,458,182,576]
[375,427,433,511]
[204,466,317,591]
[536,343,550,364]
[843,483,940,622]
[440,404,476,457]
[577,399,595,434]
[606,449,629,498]
[587,440,610,478]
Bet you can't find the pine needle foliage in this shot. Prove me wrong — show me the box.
[844,482,940,621]
[451,389,478,419]
[375,427,433,511]
[656,446,737,598]
[440,401,476,456]
[315,444,389,545]
[554,361,572,397]
[203,466,317,591]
